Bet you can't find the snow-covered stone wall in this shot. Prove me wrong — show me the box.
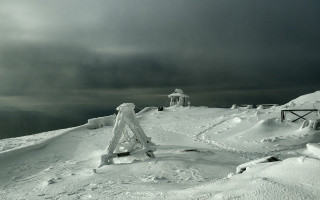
[87,115,116,129]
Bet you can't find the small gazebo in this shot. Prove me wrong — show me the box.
[168,89,190,107]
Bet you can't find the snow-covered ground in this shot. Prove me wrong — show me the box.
[1,91,320,200]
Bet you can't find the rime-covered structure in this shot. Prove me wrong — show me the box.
[168,89,190,107]
[300,119,320,130]
[98,103,155,167]
[87,115,116,129]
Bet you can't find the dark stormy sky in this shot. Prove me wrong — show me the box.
[0,0,320,138]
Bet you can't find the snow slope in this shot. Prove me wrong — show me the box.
[1,91,320,199]
[286,90,320,107]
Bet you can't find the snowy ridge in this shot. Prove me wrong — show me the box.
[286,90,320,108]
[0,91,320,199]
[136,106,158,116]
[0,125,86,158]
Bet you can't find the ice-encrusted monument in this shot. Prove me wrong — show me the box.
[168,89,190,107]
[98,103,156,167]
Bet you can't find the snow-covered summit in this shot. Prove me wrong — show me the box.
[1,91,320,199]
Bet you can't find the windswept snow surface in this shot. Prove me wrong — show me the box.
[1,91,320,199]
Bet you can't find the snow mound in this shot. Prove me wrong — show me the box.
[137,107,157,115]
[231,117,243,124]
[307,143,320,158]
[236,118,288,137]
[173,156,320,199]
[236,156,280,174]
[286,90,320,107]
[256,118,282,128]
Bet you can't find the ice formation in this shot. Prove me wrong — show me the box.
[168,89,190,107]
[98,103,156,167]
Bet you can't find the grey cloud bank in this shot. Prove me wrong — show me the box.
[0,0,320,138]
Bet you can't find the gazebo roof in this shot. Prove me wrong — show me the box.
[168,89,190,98]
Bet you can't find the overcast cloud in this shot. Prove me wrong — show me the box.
[0,0,320,137]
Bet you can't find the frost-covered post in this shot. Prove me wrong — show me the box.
[98,103,155,167]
